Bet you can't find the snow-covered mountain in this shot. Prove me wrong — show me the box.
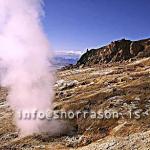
[52,51,82,69]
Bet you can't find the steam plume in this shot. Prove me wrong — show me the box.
[0,0,55,136]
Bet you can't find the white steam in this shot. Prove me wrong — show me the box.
[0,0,56,136]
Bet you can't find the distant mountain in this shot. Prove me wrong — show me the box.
[77,38,150,67]
[52,51,82,69]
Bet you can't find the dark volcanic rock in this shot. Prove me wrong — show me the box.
[130,41,144,56]
[77,38,150,67]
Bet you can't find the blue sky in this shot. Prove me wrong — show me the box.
[43,0,150,53]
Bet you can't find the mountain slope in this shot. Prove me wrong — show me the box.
[77,38,150,67]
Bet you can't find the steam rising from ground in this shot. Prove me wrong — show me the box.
[0,0,62,136]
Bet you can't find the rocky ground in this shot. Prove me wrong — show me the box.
[0,57,150,150]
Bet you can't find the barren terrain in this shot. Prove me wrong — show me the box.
[0,57,150,150]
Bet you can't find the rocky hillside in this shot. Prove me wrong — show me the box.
[77,38,150,67]
[0,57,150,149]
